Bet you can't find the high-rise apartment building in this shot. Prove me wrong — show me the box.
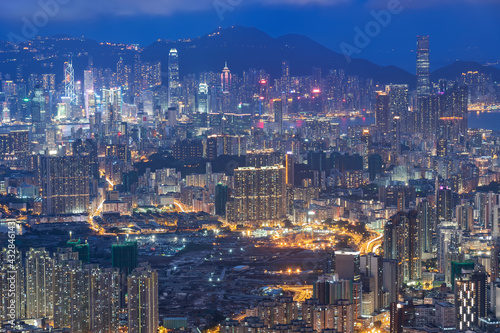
[38,154,91,215]
[232,165,286,224]
[128,265,159,333]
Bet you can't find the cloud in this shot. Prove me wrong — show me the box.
[0,0,352,21]
[365,0,499,10]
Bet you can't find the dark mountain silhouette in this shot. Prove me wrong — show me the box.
[431,61,500,82]
[141,26,416,86]
[0,26,498,87]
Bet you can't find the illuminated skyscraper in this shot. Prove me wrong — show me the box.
[38,154,91,215]
[417,36,431,133]
[84,69,94,118]
[273,99,283,134]
[64,57,76,105]
[168,48,180,107]
[31,87,46,141]
[384,211,421,287]
[387,84,409,131]
[198,82,209,113]
[455,269,487,330]
[232,165,286,224]
[416,36,430,99]
[221,62,232,93]
[375,91,390,135]
[128,266,159,333]
[25,248,54,319]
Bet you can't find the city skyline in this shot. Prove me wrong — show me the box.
[1,1,500,332]
[0,1,499,72]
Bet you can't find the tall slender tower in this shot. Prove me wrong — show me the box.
[416,36,430,133]
[168,48,180,107]
[128,266,159,333]
[64,57,76,105]
[416,36,430,98]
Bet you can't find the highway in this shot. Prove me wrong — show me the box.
[359,231,383,255]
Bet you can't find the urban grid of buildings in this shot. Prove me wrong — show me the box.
[0,30,499,333]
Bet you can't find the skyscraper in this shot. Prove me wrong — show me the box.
[384,211,422,286]
[25,248,54,319]
[168,48,180,107]
[273,99,283,134]
[416,36,430,99]
[455,269,487,330]
[215,183,228,216]
[38,154,91,215]
[375,91,390,135]
[112,240,138,275]
[417,36,431,133]
[64,58,76,105]
[198,82,209,114]
[232,165,286,224]
[128,266,159,333]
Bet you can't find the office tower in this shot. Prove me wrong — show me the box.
[360,254,383,312]
[281,60,291,94]
[436,186,453,221]
[273,99,283,134]
[416,36,431,133]
[221,62,232,93]
[416,36,430,99]
[128,266,159,333]
[31,87,46,141]
[383,259,398,305]
[368,154,382,181]
[375,91,390,135]
[215,184,228,216]
[84,69,94,117]
[102,87,123,126]
[38,154,91,215]
[198,82,209,114]
[232,165,286,224]
[42,73,56,91]
[392,116,401,156]
[112,240,138,275]
[334,250,361,282]
[417,199,433,254]
[64,58,76,105]
[455,269,487,330]
[25,248,54,319]
[384,211,421,286]
[285,152,294,186]
[168,48,180,107]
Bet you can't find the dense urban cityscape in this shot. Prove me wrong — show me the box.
[0,1,500,332]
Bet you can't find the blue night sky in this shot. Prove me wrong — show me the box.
[0,0,499,72]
